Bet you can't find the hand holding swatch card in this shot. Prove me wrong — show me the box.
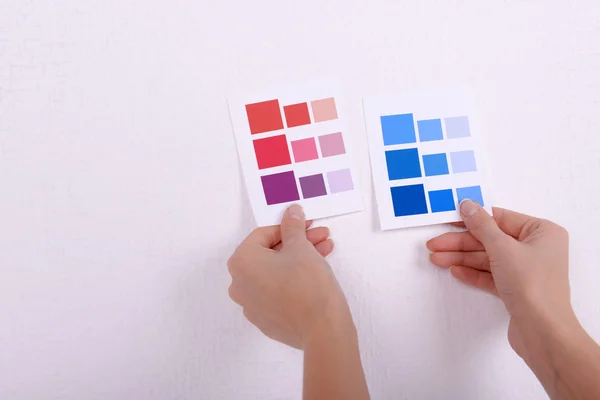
[229,83,364,227]
[364,92,492,230]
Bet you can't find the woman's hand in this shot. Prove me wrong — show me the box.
[427,201,573,355]
[428,201,600,400]
[227,204,352,349]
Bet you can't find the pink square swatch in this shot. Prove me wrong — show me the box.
[319,132,346,157]
[291,137,319,163]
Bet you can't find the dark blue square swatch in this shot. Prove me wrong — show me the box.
[380,114,417,145]
[390,184,428,217]
[428,189,456,213]
[385,148,422,180]
[456,186,484,206]
[417,119,444,142]
[422,153,449,176]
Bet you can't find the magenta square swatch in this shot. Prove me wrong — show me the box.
[318,132,346,158]
[299,174,327,199]
[291,138,319,163]
[261,171,300,205]
[327,169,354,193]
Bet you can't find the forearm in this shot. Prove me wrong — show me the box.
[303,300,369,400]
[519,311,600,400]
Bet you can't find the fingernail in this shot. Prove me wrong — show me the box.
[460,199,478,217]
[288,204,304,220]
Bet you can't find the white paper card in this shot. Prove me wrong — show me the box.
[363,92,493,230]
[229,83,364,227]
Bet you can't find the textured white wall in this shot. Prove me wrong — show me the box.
[1,1,599,399]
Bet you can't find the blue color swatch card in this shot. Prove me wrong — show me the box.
[363,92,492,230]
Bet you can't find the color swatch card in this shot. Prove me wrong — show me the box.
[363,92,492,230]
[229,84,363,226]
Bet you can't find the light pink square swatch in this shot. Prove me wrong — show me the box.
[319,132,346,157]
[311,97,338,122]
[291,137,319,163]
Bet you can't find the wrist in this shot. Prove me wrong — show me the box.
[511,302,583,368]
[303,294,357,349]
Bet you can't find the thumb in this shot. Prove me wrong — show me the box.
[280,204,308,245]
[460,200,506,247]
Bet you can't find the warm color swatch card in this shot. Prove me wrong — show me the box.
[363,92,492,230]
[229,84,363,226]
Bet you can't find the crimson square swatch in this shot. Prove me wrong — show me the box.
[299,174,327,199]
[253,135,291,170]
[245,99,284,135]
[261,171,300,205]
[284,103,311,128]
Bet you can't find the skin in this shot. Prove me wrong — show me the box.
[228,201,600,400]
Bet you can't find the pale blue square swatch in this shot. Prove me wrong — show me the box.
[450,150,477,173]
[445,116,471,139]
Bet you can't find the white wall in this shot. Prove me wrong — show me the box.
[1,1,599,399]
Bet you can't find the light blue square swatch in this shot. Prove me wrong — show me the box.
[417,119,443,142]
[380,114,417,145]
[450,150,477,173]
[445,116,471,139]
[423,153,449,176]
[457,186,484,206]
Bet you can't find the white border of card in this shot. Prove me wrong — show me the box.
[363,92,493,230]
[229,83,364,227]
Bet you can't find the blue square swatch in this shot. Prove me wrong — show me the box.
[422,153,449,176]
[380,114,417,145]
[391,184,428,217]
[385,148,422,180]
[429,189,456,213]
[450,150,477,173]
[457,186,484,206]
[445,116,471,139]
[417,119,443,142]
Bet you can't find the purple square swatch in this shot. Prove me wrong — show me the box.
[261,171,300,205]
[299,174,327,199]
[327,169,354,194]
[319,132,346,157]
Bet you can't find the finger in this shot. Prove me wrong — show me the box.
[492,207,538,239]
[228,283,244,306]
[450,222,466,228]
[280,204,307,245]
[244,220,313,249]
[426,232,484,252]
[315,239,334,257]
[459,200,507,247]
[450,266,499,297]
[273,227,330,251]
[430,251,490,271]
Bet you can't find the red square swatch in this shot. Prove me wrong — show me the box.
[245,99,284,135]
[283,102,311,128]
[253,135,292,170]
